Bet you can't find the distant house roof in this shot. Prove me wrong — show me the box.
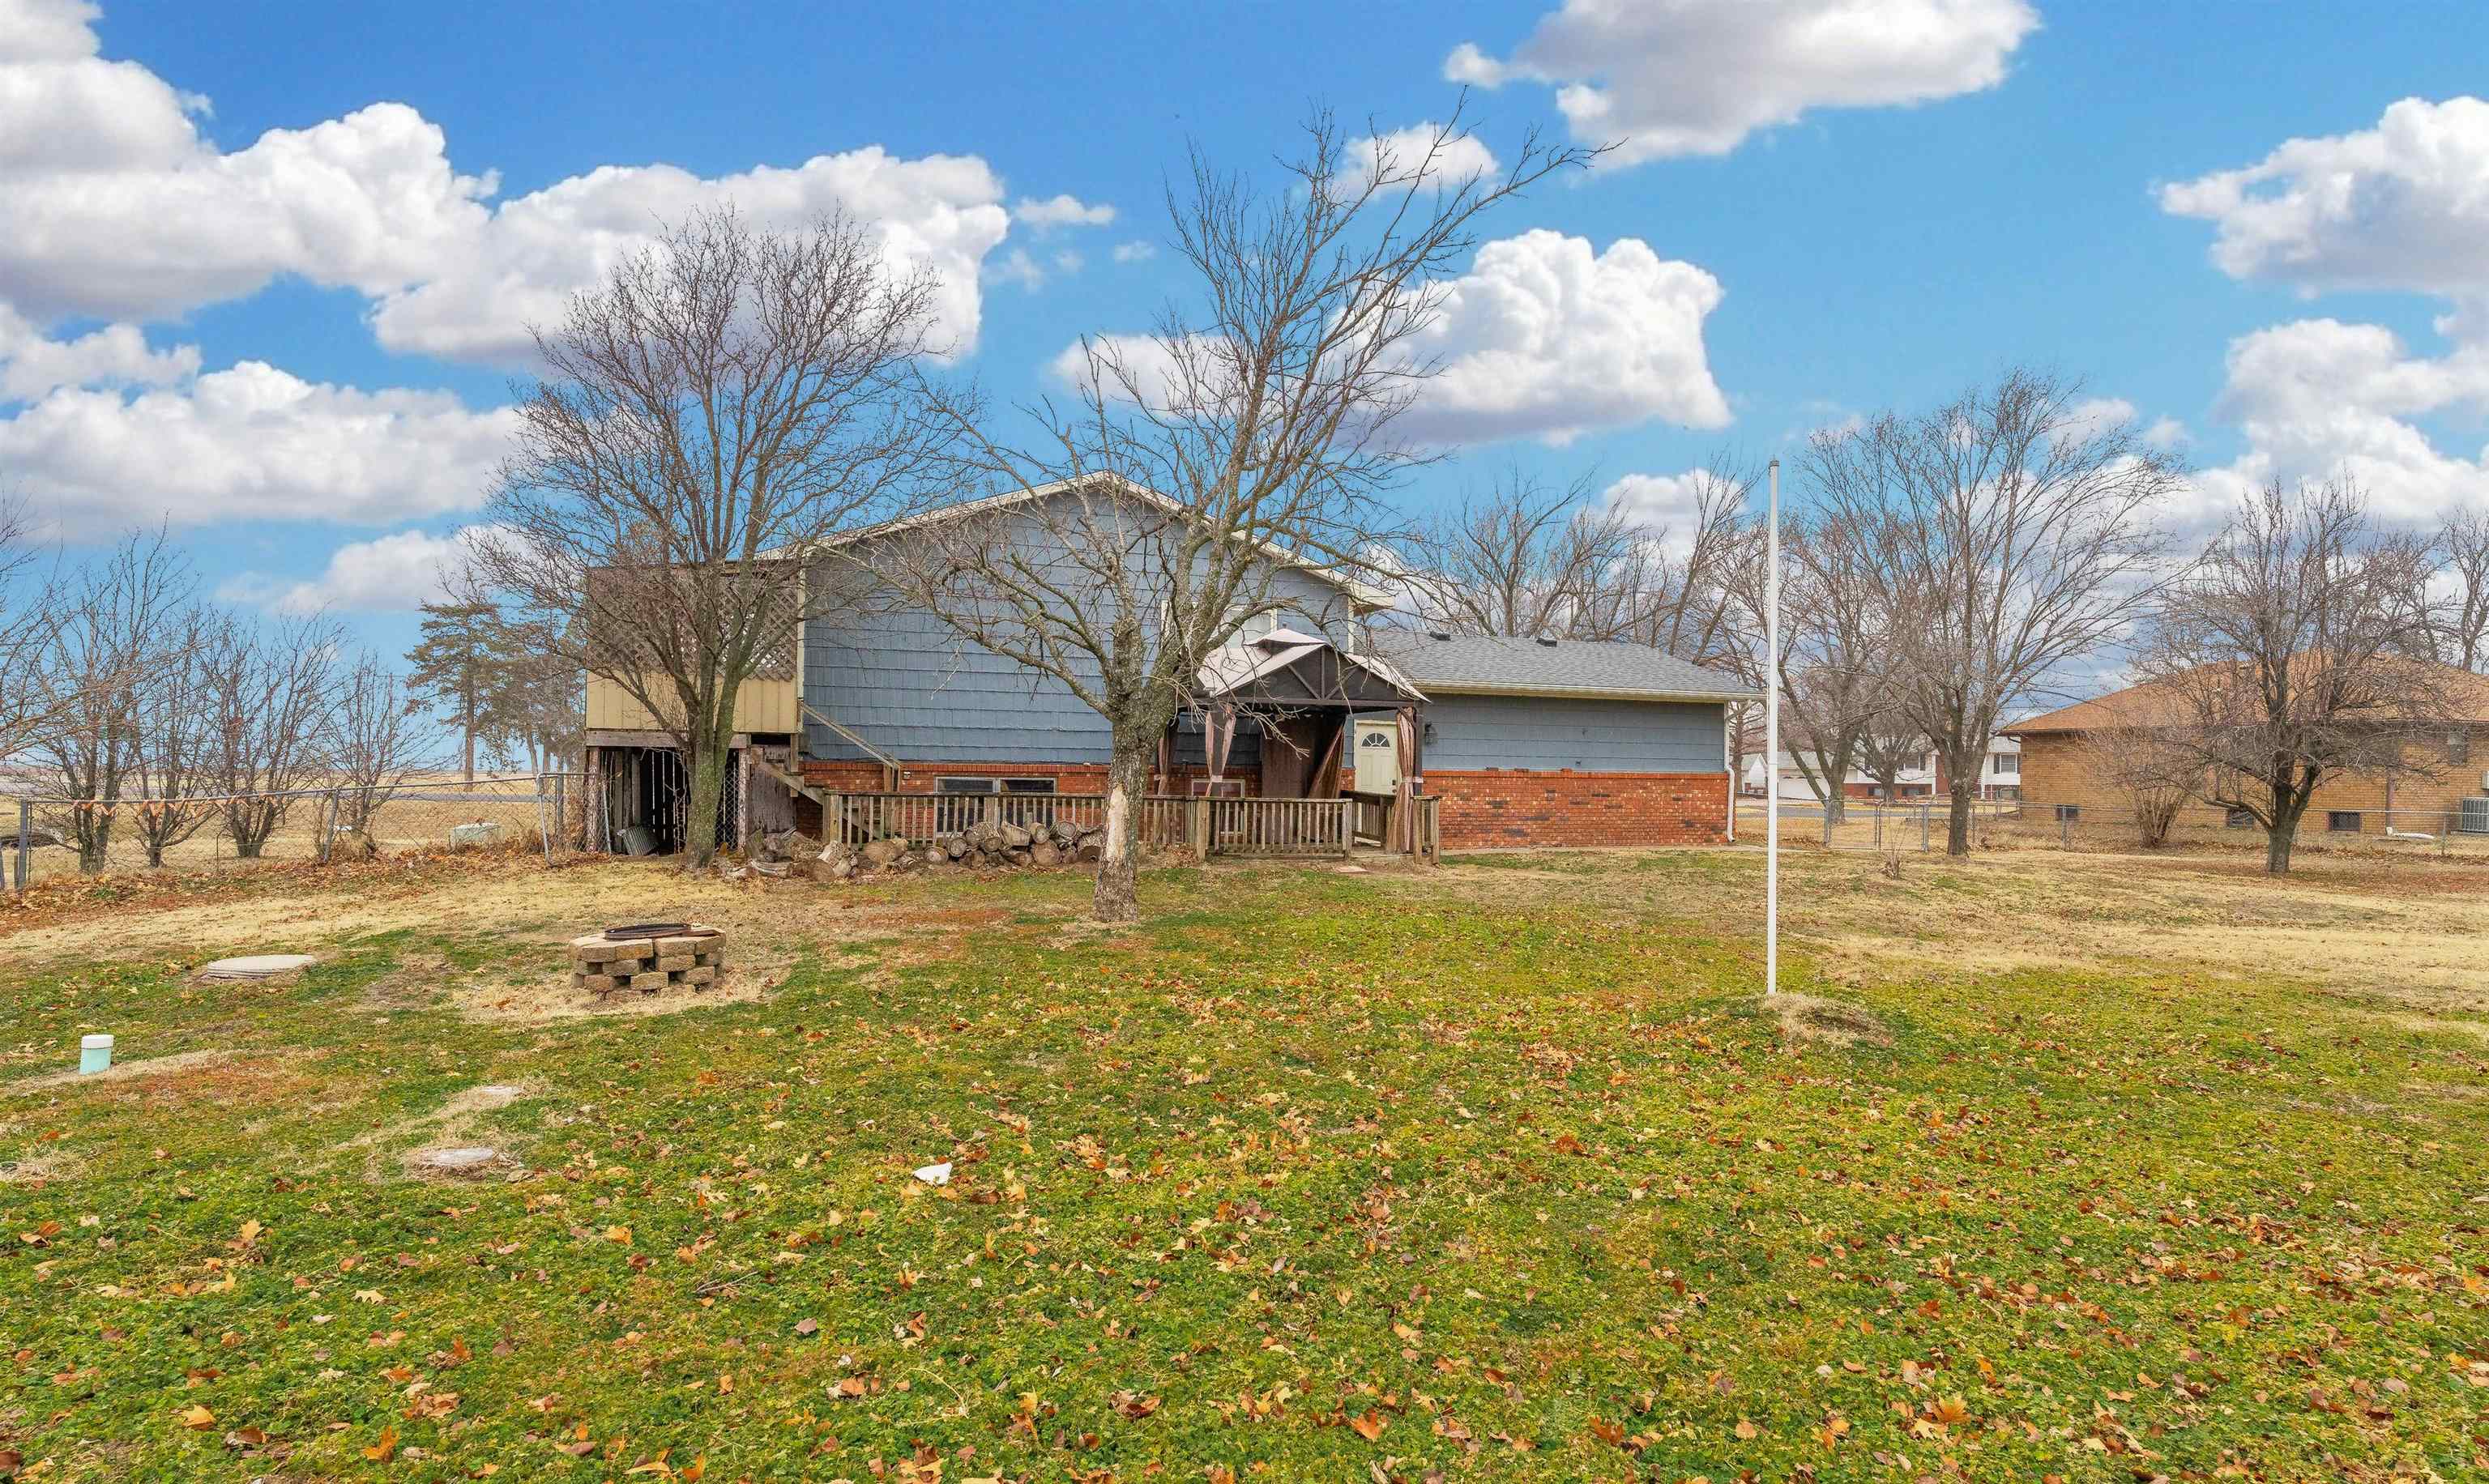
[2009,663,2489,734]
[1363,630,1754,704]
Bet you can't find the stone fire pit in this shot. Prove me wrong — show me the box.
[569,923,726,999]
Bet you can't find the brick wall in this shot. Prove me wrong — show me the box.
[2016,729,2488,833]
[1427,770,1732,848]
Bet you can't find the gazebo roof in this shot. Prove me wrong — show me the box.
[1195,630,1425,709]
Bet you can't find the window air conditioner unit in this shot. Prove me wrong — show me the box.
[2461,796,2489,835]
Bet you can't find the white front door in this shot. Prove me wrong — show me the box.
[1353,720,1398,794]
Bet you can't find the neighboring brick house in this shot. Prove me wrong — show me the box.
[582,480,1754,855]
[2007,669,2489,838]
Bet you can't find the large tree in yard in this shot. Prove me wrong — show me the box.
[1804,369,2184,855]
[2136,477,2458,875]
[866,109,1592,922]
[465,207,955,869]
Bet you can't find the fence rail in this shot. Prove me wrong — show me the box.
[7,773,588,894]
[1733,795,2489,860]
[823,791,1405,861]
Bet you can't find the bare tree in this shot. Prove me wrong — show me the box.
[866,109,1591,921]
[2437,510,2489,672]
[126,604,221,868]
[1806,369,2184,855]
[2073,721,2199,849]
[1609,460,1759,667]
[329,652,431,851]
[30,530,195,873]
[2136,477,2455,874]
[1726,513,1896,824]
[465,207,955,869]
[0,495,66,760]
[1400,467,1642,638]
[203,612,343,859]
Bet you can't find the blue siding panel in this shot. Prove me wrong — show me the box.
[798,500,1362,765]
[1424,693,1726,773]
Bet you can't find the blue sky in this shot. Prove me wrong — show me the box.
[7,0,2489,663]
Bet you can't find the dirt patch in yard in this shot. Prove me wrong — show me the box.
[1769,991,1892,1048]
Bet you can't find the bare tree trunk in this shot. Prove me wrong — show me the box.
[684,720,732,871]
[1094,738,1151,923]
[1944,742,1977,855]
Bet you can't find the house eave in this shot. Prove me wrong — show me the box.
[1417,680,1755,705]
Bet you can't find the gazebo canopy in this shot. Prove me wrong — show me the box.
[1193,629,1425,710]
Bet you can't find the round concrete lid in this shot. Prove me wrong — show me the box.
[416,1145,499,1171]
[199,953,318,979]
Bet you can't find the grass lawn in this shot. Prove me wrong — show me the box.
[2,846,2487,1481]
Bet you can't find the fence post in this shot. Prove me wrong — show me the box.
[2060,808,2072,850]
[315,789,335,866]
[13,798,27,898]
[552,771,568,853]
[1919,800,1929,852]
[1188,797,1210,858]
[1338,798,1352,860]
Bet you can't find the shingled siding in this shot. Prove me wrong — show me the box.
[801,501,1357,765]
[1429,770,1732,847]
[1420,694,1728,773]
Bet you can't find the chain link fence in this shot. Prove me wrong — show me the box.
[6,772,591,893]
[1736,796,2489,861]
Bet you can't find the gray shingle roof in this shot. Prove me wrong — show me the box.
[1361,630,1755,702]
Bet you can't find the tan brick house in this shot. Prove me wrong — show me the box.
[2007,667,2489,838]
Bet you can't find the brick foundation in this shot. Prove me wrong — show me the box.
[1427,770,1733,848]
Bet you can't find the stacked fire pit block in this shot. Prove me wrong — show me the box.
[570,926,727,999]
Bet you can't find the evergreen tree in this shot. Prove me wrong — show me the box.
[403,600,504,781]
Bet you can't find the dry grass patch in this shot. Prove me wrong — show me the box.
[1766,991,1892,1047]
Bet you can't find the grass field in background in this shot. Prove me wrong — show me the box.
[3,849,2486,1480]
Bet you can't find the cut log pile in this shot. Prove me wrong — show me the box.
[570,926,726,997]
[818,817,1108,881]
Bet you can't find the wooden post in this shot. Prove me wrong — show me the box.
[14,798,28,898]
[1188,796,1210,858]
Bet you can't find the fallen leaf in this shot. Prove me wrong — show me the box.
[1348,1409,1388,1442]
[177,1405,216,1431]
[363,1425,398,1462]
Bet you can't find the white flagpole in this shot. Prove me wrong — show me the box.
[1764,458,1780,1000]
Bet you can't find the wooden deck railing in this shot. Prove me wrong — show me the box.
[818,791,1422,861]
[1208,796,1349,857]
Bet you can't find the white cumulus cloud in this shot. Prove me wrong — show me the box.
[1447,0,2039,165]
[224,526,479,614]
[1011,193,1115,230]
[2160,96,2489,299]
[0,0,1018,364]
[1394,230,1730,445]
[2199,318,2489,524]
[1045,232,1728,447]
[2165,100,2489,524]
[0,361,519,536]
[1350,125,1499,183]
[367,148,1013,365]
[0,305,198,399]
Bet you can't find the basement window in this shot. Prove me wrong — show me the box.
[2224,807,2254,829]
[937,777,1058,795]
[2326,810,2363,834]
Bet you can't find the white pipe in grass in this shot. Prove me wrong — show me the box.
[79,1034,113,1075]
[1765,458,1781,1001]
